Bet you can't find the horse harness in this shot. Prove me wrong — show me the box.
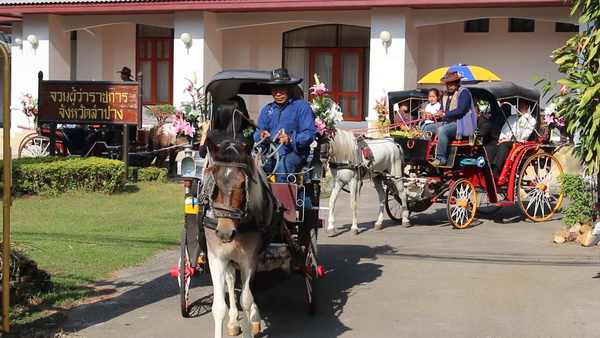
[328,134,375,179]
[200,160,284,236]
[201,160,251,224]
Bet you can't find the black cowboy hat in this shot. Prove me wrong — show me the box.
[117,66,134,80]
[260,68,302,86]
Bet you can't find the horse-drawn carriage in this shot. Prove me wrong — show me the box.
[384,81,565,229]
[171,70,324,337]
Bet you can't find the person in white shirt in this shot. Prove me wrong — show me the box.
[492,100,537,179]
[419,88,441,126]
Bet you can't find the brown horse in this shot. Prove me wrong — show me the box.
[203,138,283,337]
[147,123,188,175]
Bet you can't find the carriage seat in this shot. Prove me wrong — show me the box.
[433,140,472,168]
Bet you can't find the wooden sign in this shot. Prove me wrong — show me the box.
[38,80,140,125]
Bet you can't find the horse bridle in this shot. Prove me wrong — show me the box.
[209,160,250,220]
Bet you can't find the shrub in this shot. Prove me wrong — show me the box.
[145,104,175,124]
[129,166,168,182]
[1,157,126,196]
[559,174,596,227]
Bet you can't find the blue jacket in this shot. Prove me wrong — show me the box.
[253,97,316,158]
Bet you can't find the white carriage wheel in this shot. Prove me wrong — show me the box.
[446,179,478,229]
[517,153,564,222]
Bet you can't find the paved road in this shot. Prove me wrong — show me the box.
[63,183,600,337]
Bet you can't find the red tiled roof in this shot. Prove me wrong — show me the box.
[0,0,570,17]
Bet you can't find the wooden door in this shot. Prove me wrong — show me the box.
[310,48,364,121]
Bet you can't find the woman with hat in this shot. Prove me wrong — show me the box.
[253,68,316,182]
[423,70,477,166]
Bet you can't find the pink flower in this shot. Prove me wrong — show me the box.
[310,83,328,98]
[315,117,327,135]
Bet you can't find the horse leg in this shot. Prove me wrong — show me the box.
[395,178,411,228]
[167,149,178,176]
[373,177,386,230]
[348,176,360,235]
[225,264,241,336]
[239,264,261,336]
[327,179,343,237]
[207,254,227,338]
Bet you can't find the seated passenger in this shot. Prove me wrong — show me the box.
[422,71,478,166]
[418,88,441,127]
[475,102,500,162]
[395,101,412,131]
[198,95,254,159]
[492,100,537,178]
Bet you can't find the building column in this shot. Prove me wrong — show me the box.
[368,8,418,124]
[173,11,208,108]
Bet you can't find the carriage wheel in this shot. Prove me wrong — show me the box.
[476,189,501,215]
[304,228,319,315]
[18,134,51,157]
[179,228,192,318]
[446,179,477,229]
[517,153,564,222]
[384,188,404,222]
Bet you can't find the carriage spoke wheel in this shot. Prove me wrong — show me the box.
[384,187,404,222]
[517,153,564,222]
[18,135,52,158]
[446,179,477,229]
[179,228,193,317]
[303,228,320,315]
[476,189,501,215]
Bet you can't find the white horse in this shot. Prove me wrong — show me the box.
[203,138,281,338]
[325,129,410,235]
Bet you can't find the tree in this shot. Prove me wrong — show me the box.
[543,1,599,176]
[535,1,600,209]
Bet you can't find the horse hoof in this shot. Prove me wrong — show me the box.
[350,228,359,235]
[326,229,336,237]
[402,222,412,228]
[251,322,261,335]
[227,325,241,336]
[374,224,383,231]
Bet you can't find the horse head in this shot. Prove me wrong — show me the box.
[205,137,255,243]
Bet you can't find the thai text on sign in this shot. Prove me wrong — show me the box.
[38,81,140,125]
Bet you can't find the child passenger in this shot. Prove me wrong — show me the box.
[419,88,441,126]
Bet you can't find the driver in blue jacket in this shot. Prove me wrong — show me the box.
[254,68,316,182]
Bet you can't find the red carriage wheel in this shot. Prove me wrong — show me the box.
[303,228,319,315]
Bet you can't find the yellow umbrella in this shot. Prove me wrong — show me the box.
[418,64,501,85]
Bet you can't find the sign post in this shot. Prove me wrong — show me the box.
[37,73,140,180]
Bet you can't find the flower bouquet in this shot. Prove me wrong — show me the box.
[543,102,567,142]
[171,73,208,143]
[309,74,343,144]
[373,96,390,136]
[20,92,39,128]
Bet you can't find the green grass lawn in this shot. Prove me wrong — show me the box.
[1,181,184,330]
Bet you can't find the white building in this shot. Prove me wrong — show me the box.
[0,0,576,155]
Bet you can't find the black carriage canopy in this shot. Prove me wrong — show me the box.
[465,81,541,132]
[387,82,540,131]
[205,69,304,114]
[387,89,429,125]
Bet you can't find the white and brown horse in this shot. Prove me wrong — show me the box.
[202,138,282,338]
[147,123,188,175]
[325,129,410,235]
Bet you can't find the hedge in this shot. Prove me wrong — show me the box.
[0,157,168,196]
